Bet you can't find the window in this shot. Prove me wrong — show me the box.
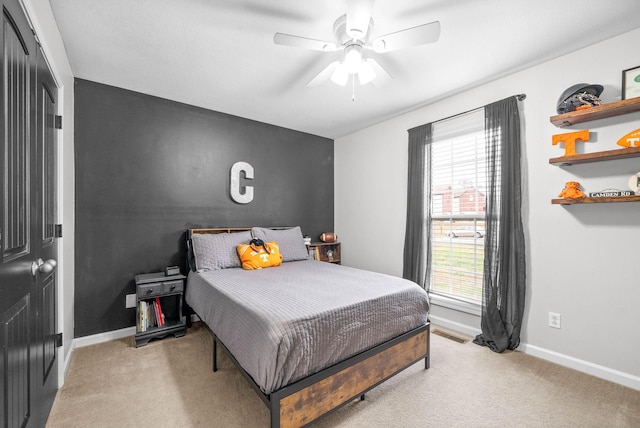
[428,109,494,305]
[404,96,524,347]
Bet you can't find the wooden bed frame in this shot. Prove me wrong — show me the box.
[185,227,430,428]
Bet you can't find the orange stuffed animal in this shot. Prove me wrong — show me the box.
[558,181,585,199]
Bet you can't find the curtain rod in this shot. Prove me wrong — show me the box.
[408,93,526,132]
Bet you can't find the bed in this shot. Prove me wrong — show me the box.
[185,227,430,428]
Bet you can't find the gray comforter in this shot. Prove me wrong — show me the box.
[185,259,429,394]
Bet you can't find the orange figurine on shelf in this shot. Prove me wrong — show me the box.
[558,181,585,199]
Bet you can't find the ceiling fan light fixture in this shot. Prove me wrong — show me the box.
[330,63,349,86]
[358,60,376,84]
[343,44,363,74]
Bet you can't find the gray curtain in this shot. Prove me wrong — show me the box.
[402,123,432,288]
[473,96,526,352]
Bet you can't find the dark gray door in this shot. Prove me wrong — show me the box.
[0,0,58,426]
[33,43,60,426]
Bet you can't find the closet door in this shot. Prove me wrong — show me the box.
[33,43,60,426]
[0,0,58,426]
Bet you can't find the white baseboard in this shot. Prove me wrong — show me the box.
[73,326,136,349]
[518,342,640,391]
[429,314,640,391]
[63,345,73,381]
[70,319,201,350]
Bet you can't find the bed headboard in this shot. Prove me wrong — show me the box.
[188,227,251,237]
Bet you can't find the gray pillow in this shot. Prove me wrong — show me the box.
[251,226,309,262]
[191,231,252,271]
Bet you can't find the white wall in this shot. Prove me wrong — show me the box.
[22,0,75,384]
[335,28,640,388]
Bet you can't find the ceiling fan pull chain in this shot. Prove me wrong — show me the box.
[352,74,356,102]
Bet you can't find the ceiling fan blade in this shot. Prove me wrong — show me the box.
[372,21,441,53]
[274,33,338,52]
[307,61,340,87]
[366,58,392,87]
[346,0,374,39]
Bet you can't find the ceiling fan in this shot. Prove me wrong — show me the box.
[273,0,441,88]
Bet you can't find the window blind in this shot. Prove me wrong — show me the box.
[428,108,495,304]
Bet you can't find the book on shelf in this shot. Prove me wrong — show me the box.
[152,300,158,327]
[308,246,320,260]
[155,297,165,326]
[138,298,166,331]
[139,300,150,332]
[139,301,145,331]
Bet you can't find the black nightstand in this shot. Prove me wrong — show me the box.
[134,272,186,347]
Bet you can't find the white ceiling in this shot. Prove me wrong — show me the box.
[50,0,640,139]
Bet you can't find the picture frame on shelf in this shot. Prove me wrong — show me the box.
[622,65,640,100]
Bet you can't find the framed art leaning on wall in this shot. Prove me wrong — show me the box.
[622,65,640,100]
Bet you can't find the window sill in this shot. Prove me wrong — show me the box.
[429,293,482,316]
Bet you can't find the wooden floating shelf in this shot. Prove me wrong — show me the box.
[549,146,640,165]
[552,195,640,205]
[550,97,640,127]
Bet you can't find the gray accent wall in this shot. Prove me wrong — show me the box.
[74,79,334,337]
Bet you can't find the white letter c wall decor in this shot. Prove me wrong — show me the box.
[230,161,254,204]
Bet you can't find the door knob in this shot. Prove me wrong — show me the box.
[31,258,58,276]
[39,259,57,273]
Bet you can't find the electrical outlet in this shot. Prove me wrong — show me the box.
[548,312,561,329]
[125,293,136,309]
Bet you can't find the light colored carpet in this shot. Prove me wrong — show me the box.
[46,323,640,427]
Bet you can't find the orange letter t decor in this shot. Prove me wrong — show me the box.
[552,130,590,157]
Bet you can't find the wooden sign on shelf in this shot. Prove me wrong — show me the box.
[588,190,633,197]
[552,130,590,157]
[616,128,640,148]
